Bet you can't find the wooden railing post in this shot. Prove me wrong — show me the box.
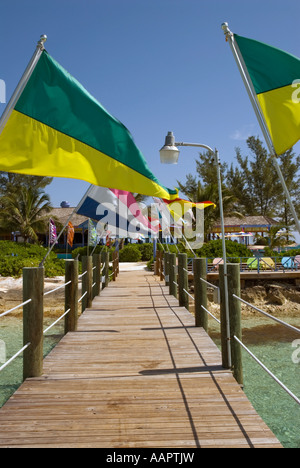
[169,253,177,299]
[227,263,243,386]
[116,251,119,276]
[82,256,93,312]
[113,251,117,281]
[65,259,78,334]
[154,249,159,276]
[178,253,189,310]
[164,252,170,286]
[23,267,44,380]
[219,264,230,369]
[193,258,208,331]
[101,251,109,289]
[93,253,101,297]
[220,263,242,376]
[156,250,161,277]
[160,250,164,282]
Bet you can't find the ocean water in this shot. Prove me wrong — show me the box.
[0,315,64,408]
[210,316,300,449]
[0,314,299,448]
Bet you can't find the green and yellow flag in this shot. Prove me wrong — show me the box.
[0,50,177,200]
[235,34,300,155]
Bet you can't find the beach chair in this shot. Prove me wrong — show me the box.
[281,256,294,269]
[260,257,275,270]
[212,257,224,270]
[294,255,300,270]
[246,257,258,270]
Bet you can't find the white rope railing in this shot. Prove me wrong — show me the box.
[78,270,87,279]
[44,280,71,296]
[109,267,118,278]
[201,304,221,324]
[234,335,300,406]
[0,342,31,373]
[200,277,219,290]
[0,255,118,376]
[182,287,221,324]
[78,290,87,303]
[233,294,300,335]
[183,288,195,301]
[232,294,300,406]
[0,298,32,319]
[43,309,71,335]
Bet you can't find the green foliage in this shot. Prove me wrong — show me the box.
[119,245,142,262]
[137,243,153,261]
[72,243,153,263]
[273,248,300,258]
[0,241,65,277]
[71,245,116,262]
[196,239,253,259]
[0,174,53,243]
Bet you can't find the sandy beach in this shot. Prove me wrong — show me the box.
[0,264,299,320]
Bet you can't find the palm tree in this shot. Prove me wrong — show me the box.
[177,178,243,241]
[255,226,295,250]
[0,182,53,243]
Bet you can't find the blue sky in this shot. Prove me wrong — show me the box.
[1,0,300,213]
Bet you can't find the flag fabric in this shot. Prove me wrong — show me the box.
[162,197,216,221]
[234,34,300,155]
[76,185,159,239]
[88,218,98,247]
[67,221,74,247]
[49,218,58,245]
[152,197,177,236]
[0,50,178,200]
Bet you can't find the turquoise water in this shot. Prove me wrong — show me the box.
[1,314,299,448]
[210,317,300,448]
[0,315,64,408]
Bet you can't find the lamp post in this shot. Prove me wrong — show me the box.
[160,131,232,368]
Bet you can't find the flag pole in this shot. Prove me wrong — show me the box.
[0,34,47,136]
[39,184,92,266]
[222,22,300,235]
[87,218,90,256]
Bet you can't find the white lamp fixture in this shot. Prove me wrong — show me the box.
[159,131,180,164]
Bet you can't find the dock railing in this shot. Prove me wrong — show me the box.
[0,251,119,380]
[156,252,300,408]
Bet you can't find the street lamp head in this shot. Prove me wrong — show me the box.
[159,131,180,164]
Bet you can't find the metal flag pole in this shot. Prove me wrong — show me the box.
[222,22,300,235]
[39,184,93,266]
[0,34,47,136]
[213,149,232,368]
[174,142,232,367]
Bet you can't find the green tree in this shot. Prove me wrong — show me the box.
[227,137,280,217]
[195,151,228,185]
[255,226,295,251]
[275,149,300,237]
[0,173,53,196]
[177,173,242,241]
[0,174,53,243]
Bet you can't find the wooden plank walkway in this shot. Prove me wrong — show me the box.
[0,270,282,448]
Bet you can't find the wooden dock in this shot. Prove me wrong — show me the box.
[0,270,282,448]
